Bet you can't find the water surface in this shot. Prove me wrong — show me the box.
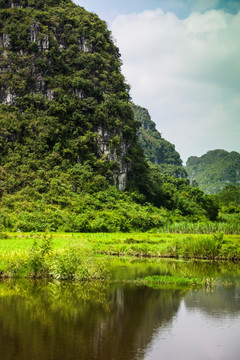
[0,259,240,360]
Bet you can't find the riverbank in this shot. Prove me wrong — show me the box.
[0,232,239,281]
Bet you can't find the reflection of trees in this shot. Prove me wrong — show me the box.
[183,260,240,317]
[112,257,240,282]
[0,280,183,360]
[92,286,182,360]
[167,260,240,279]
[185,287,240,316]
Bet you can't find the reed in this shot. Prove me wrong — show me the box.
[160,221,240,234]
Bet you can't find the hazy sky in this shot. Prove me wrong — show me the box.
[74,0,240,162]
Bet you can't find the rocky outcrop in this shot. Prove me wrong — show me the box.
[30,23,50,51]
[0,33,10,48]
[96,126,129,190]
[0,24,94,104]
[0,0,133,190]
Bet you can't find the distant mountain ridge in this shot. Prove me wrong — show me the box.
[185,149,240,194]
[132,104,187,178]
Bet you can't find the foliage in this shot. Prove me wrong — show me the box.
[217,185,240,215]
[142,275,202,289]
[160,220,240,234]
[132,104,185,171]
[134,163,219,220]
[1,232,109,279]
[1,232,240,279]
[186,149,240,194]
[0,157,221,232]
[28,232,53,277]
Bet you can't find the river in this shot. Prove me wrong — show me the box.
[0,259,239,360]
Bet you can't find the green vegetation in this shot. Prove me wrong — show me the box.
[0,232,239,280]
[186,149,240,194]
[160,218,240,234]
[0,162,221,232]
[142,275,202,289]
[0,0,140,188]
[0,232,109,279]
[133,104,182,165]
[0,0,222,231]
[217,185,240,215]
[133,104,187,178]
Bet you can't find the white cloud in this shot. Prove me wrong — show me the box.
[111,9,240,162]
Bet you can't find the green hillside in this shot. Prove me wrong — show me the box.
[186,150,240,194]
[133,104,187,178]
[0,0,142,191]
[0,0,219,231]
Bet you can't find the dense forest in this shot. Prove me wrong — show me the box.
[0,0,219,231]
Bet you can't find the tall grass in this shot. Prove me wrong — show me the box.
[165,233,224,259]
[0,232,239,279]
[1,233,109,280]
[160,221,240,234]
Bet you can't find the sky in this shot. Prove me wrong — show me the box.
[74,0,240,163]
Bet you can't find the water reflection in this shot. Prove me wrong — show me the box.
[0,259,240,360]
[185,286,240,315]
[109,257,240,282]
[0,280,183,360]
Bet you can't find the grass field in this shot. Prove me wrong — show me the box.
[1,231,240,259]
[0,231,239,285]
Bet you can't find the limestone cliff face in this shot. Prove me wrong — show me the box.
[0,0,135,190]
[0,11,94,103]
[96,126,129,190]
